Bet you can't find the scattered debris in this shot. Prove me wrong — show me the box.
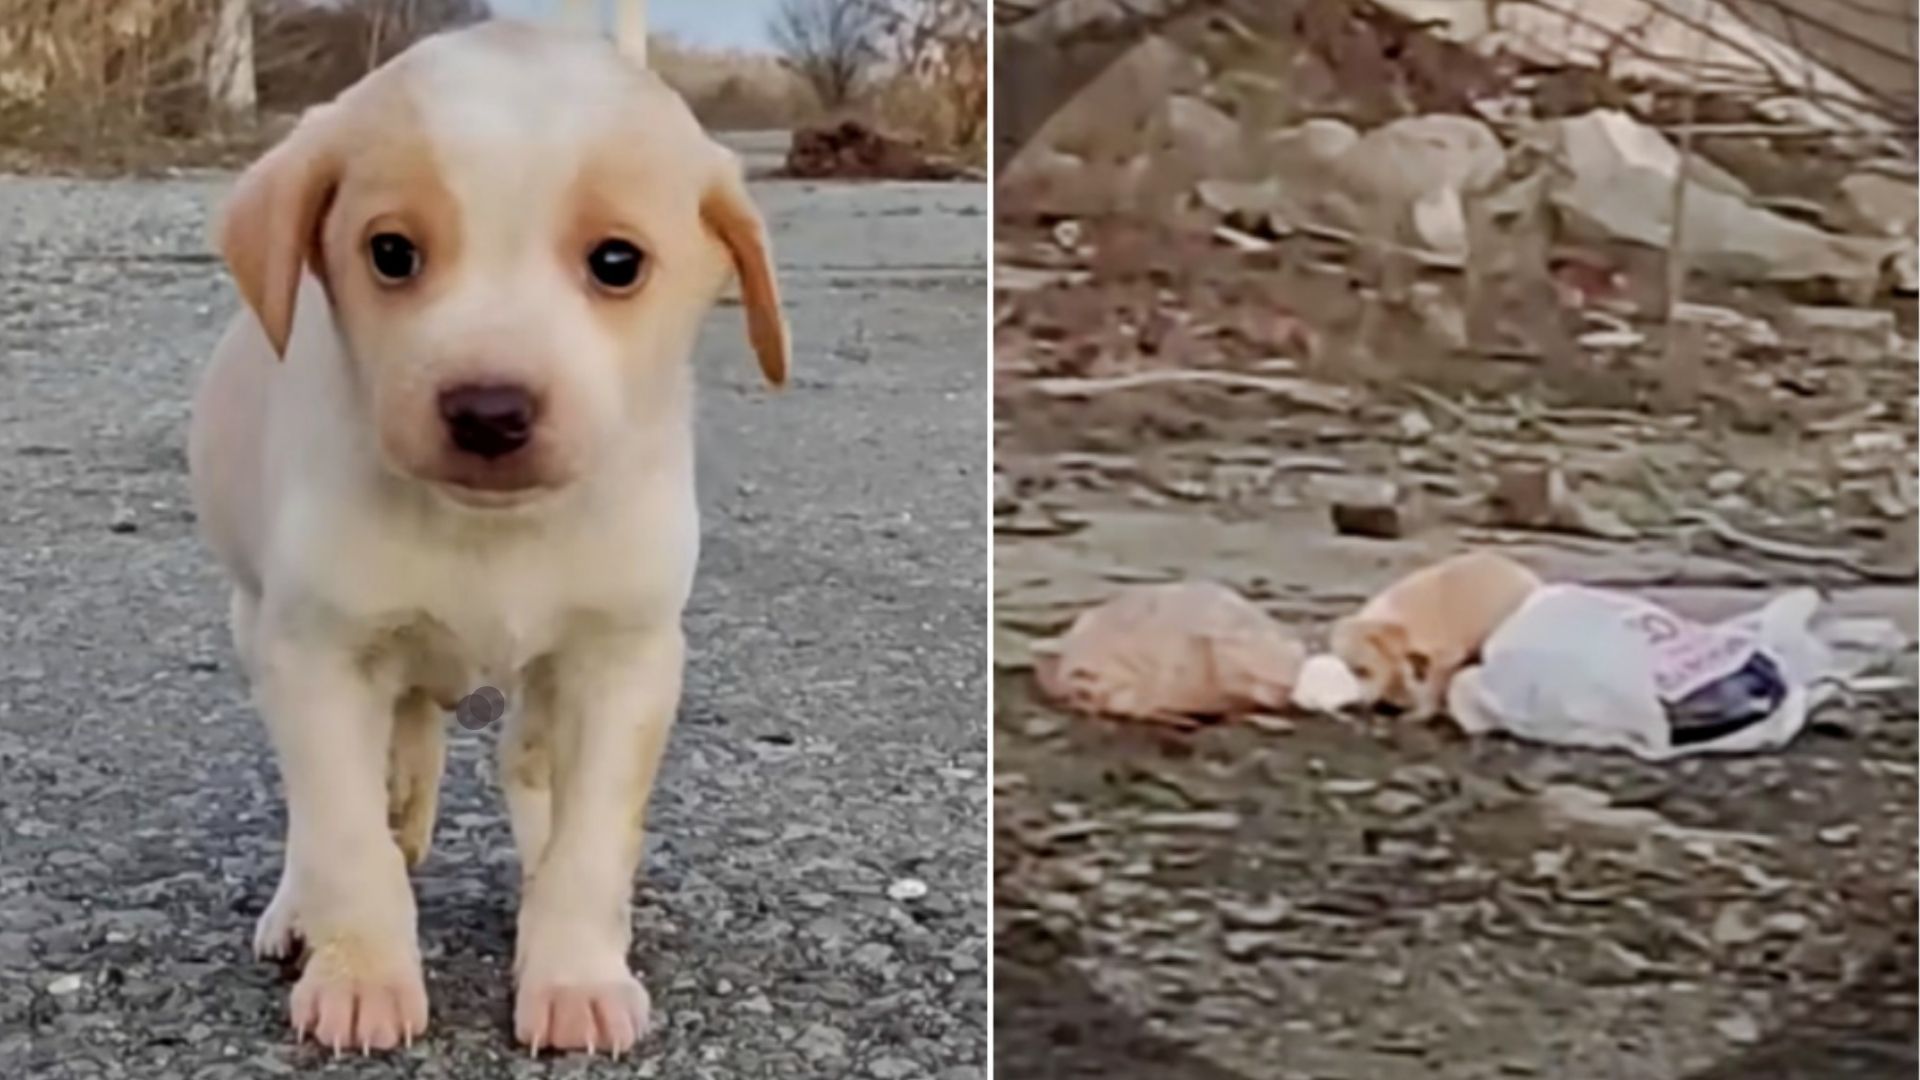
[1489,464,1558,529]
[1028,369,1347,409]
[1322,777,1381,797]
[886,878,929,902]
[1675,509,1896,581]
[1370,788,1426,817]
[1670,303,1781,352]
[1711,902,1765,947]
[1139,810,1243,833]
[1714,1012,1761,1046]
[1487,464,1638,540]
[1323,476,1414,539]
[1782,305,1899,363]
[1534,784,1772,847]
[1217,894,1293,929]
[1816,823,1862,847]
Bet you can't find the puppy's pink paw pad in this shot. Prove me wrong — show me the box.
[515,976,650,1055]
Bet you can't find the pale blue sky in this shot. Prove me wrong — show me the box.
[486,0,779,50]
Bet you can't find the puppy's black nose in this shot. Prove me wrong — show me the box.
[439,384,536,459]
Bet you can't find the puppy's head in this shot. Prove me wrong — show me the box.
[216,22,787,508]
[1328,616,1429,716]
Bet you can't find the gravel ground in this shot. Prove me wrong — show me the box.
[0,172,988,1078]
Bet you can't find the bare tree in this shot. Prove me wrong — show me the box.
[252,0,490,110]
[353,0,490,73]
[768,0,881,110]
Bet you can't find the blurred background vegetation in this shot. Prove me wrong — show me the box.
[0,0,985,171]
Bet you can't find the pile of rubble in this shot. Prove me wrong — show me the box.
[781,118,970,181]
[996,0,1917,303]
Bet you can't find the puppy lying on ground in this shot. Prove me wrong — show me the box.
[1329,552,1541,720]
[187,22,787,1055]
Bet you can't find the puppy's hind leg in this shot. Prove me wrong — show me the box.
[498,684,553,884]
[388,689,446,870]
[228,588,260,677]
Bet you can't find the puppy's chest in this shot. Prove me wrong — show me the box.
[379,591,553,702]
[329,533,682,699]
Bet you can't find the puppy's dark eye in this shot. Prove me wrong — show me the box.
[586,239,645,292]
[368,233,421,283]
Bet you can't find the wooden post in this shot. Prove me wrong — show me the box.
[614,0,648,65]
[206,0,257,125]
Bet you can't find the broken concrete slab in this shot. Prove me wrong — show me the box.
[1373,0,1897,135]
[1834,171,1919,239]
[1540,110,1904,297]
[997,31,1210,216]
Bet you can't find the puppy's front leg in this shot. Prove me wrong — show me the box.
[513,625,682,1055]
[255,639,428,1053]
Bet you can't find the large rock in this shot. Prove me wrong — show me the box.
[1541,110,1903,296]
[997,32,1213,216]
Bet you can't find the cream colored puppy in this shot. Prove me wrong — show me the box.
[1329,552,1540,720]
[187,22,787,1056]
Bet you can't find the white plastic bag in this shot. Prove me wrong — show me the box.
[1448,585,1834,760]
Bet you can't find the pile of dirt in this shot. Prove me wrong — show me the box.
[781,119,968,181]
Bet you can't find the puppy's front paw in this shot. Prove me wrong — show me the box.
[514,930,650,1055]
[290,935,429,1053]
[515,974,650,1056]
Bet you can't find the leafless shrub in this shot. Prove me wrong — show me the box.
[867,0,987,159]
[0,0,216,143]
[768,0,882,110]
[254,0,488,113]
[651,34,816,131]
[0,0,485,167]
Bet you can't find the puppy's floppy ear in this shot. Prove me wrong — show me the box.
[1346,619,1410,679]
[1365,620,1411,658]
[1405,647,1432,682]
[216,106,342,358]
[701,153,789,388]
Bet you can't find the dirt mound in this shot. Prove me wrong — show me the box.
[782,119,966,181]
